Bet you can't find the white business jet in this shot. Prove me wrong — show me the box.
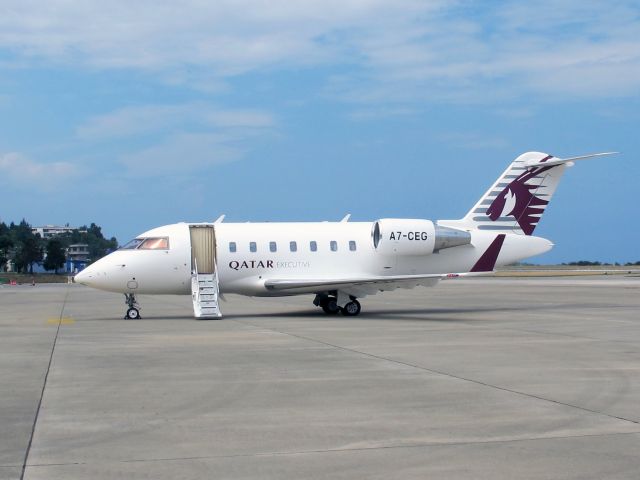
[74,151,614,319]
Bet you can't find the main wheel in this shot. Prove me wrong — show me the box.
[321,298,340,315]
[341,300,361,316]
[126,307,140,319]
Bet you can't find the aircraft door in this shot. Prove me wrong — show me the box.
[190,225,216,274]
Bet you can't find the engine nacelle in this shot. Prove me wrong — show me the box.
[372,219,471,256]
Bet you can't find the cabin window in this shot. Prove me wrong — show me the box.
[290,241,297,252]
[349,240,357,251]
[249,242,257,253]
[269,241,277,252]
[330,240,338,252]
[138,237,170,250]
[229,242,236,253]
[310,241,317,252]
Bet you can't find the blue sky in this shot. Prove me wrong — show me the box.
[0,0,638,263]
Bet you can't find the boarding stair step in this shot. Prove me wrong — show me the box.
[191,271,222,319]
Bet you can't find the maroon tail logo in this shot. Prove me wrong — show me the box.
[486,165,553,235]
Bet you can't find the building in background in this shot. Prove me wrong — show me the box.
[30,226,91,273]
[31,225,87,239]
[65,244,90,273]
[32,243,90,274]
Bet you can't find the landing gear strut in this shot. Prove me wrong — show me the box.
[314,294,361,316]
[124,293,141,319]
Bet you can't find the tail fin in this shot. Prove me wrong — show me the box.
[440,151,616,236]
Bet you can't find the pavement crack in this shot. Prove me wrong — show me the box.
[20,285,71,480]
[232,319,640,427]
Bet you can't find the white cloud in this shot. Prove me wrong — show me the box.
[435,132,509,150]
[0,0,434,72]
[119,133,243,176]
[74,103,277,176]
[348,106,418,121]
[205,110,275,128]
[1,0,638,105]
[76,103,276,140]
[334,1,640,105]
[76,104,192,140]
[0,152,78,186]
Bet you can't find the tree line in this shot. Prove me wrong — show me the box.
[0,220,118,274]
[562,260,640,266]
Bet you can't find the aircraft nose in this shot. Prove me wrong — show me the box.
[73,265,96,286]
[71,253,129,292]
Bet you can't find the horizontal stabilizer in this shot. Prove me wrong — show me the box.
[524,151,618,168]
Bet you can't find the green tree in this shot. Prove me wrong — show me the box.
[2,219,117,271]
[14,235,43,273]
[8,219,43,273]
[0,221,13,272]
[60,222,118,262]
[11,219,34,244]
[43,239,66,274]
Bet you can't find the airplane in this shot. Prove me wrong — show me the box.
[73,151,615,319]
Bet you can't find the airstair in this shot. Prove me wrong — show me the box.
[191,269,222,318]
[190,225,222,318]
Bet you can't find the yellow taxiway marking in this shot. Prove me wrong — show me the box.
[47,317,75,325]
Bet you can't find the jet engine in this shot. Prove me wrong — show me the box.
[372,219,471,256]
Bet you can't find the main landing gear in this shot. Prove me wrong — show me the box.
[314,294,362,316]
[124,293,142,319]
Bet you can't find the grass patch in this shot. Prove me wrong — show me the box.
[0,273,70,284]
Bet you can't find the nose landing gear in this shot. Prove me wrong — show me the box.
[124,293,142,319]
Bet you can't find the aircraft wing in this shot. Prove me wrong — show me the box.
[263,272,476,297]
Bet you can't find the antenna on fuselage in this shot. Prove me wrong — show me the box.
[213,215,225,224]
[340,214,351,223]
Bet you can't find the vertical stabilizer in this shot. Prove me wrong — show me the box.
[441,152,568,235]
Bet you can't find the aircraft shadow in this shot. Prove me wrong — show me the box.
[81,303,590,322]
[222,304,550,321]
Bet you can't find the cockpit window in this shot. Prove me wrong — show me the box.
[119,237,169,250]
[138,237,170,250]
[120,238,145,250]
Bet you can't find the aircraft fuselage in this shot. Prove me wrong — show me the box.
[75,221,551,297]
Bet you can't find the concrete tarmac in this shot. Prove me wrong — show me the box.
[1,277,639,479]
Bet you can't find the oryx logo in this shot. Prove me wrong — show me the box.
[486,162,553,236]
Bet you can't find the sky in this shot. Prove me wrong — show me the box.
[0,0,638,263]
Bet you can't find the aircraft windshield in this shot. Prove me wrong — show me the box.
[119,237,170,250]
[139,237,169,250]
[120,238,145,250]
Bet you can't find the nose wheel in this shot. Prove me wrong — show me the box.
[124,293,142,319]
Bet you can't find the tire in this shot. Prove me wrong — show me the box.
[341,300,361,316]
[321,298,340,315]
[126,307,140,319]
